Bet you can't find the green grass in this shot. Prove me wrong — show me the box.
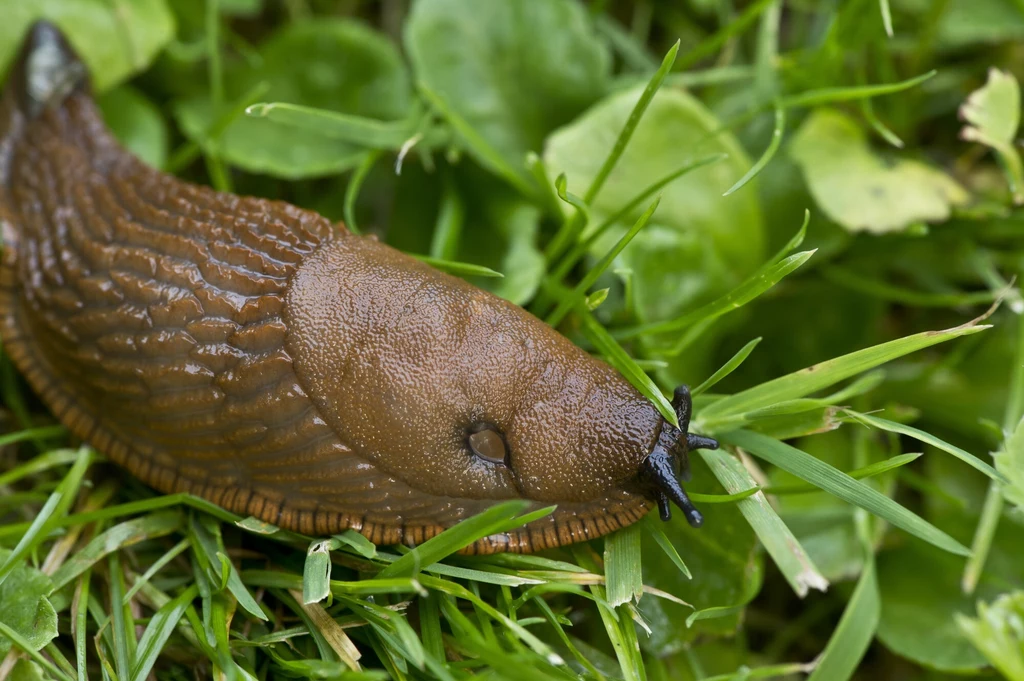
[3,0,1024,680]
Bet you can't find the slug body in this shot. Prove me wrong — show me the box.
[0,23,716,552]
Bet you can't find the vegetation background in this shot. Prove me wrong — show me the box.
[0,0,1023,679]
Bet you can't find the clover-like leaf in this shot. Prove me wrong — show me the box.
[790,108,969,233]
[995,415,1024,517]
[0,550,58,659]
[960,67,1024,204]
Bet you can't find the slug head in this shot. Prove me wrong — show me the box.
[286,235,716,538]
[638,385,719,528]
[6,21,88,118]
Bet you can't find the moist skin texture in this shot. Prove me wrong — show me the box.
[0,23,662,553]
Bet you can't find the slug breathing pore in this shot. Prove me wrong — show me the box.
[0,21,718,553]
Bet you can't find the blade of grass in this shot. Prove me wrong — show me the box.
[700,314,992,420]
[107,553,133,681]
[245,102,422,148]
[584,40,679,204]
[548,154,725,283]
[879,0,894,37]
[291,590,362,671]
[543,174,592,265]
[189,515,267,621]
[765,453,921,494]
[642,519,691,579]
[604,524,643,607]
[723,430,970,555]
[578,308,678,427]
[410,254,503,278]
[73,570,91,681]
[688,487,763,504]
[701,448,828,597]
[780,70,936,108]
[378,501,532,578]
[51,512,184,591]
[822,266,998,307]
[303,538,339,605]
[0,492,61,589]
[675,0,777,72]
[965,302,1024,593]
[620,250,814,344]
[525,152,563,218]
[419,84,536,199]
[723,103,785,196]
[693,338,763,396]
[845,410,1005,483]
[343,149,381,235]
[572,547,643,681]
[429,176,465,260]
[123,538,190,605]
[130,585,199,681]
[0,444,77,487]
[807,543,880,680]
[546,197,660,327]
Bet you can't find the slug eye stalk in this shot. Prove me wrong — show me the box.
[640,385,718,528]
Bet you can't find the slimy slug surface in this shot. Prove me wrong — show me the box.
[0,22,717,553]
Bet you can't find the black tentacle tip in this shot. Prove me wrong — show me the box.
[641,384,718,528]
[11,21,88,117]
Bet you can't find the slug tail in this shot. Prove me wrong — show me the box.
[6,21,88,119]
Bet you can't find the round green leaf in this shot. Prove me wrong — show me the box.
[98,85,169,170]
[0,0,174,92]
[174,19,411,179]
[0,549,58,659]
[545,86,764,380]
[790,108,969,234]
[405,0,611,170]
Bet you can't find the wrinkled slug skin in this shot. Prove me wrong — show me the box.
[0,23,659,552]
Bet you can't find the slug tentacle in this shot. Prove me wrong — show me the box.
[9,21,87,119]
[0,21,712,553]
[639,385,719,528]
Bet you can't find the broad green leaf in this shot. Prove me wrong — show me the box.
[303,538,338,605]
[545,84,764,381]
[960,68,1023,203]
[405,0,610,173]
[996,415,1024,515]
[455,189,545,305]
[175,19,411,179]
[790,108,968,233]
[0,0,174,92]
[98,85,169,169]
[957,592,1024,681]
[546,85,765,321]
[937,0,1024,48]
[877,540,1003,671]
[0,549,58,659]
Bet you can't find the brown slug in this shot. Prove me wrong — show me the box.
[0,22,718,553]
